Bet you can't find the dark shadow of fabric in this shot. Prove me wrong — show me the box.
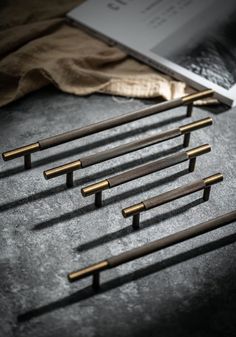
[18,232,236,322]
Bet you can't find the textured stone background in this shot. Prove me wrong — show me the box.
[0,87,236,337]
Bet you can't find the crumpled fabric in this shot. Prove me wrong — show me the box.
[0,0,216,108]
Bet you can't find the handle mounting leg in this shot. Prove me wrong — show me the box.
[203,186,211,201]
[186,103,193,117]
[183,132,191,148]
[92,272,100,290]
[132,213,140,229]
[95,191,103,207]
[66,172,74,188]
[24,154,32,170]
[188,157,196,172]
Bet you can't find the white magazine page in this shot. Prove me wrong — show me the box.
[67,0,236,106]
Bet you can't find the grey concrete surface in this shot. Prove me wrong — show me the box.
[0,87,236,337]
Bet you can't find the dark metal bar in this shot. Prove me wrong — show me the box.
[132,213,141,230]
[2,89,214,169]
[122,173,223,226]
[44,117,213,186]
[95,191,103,207]
[80,129,180,168]
[66,172,74,188]
[24,154,32,170]
[203,186,211,201]
[68,210,236,287]
[188,157,196,172]
[92,272,100,290]
[183,133,191,147]
[186,103,193,117]
[81,144,211,206]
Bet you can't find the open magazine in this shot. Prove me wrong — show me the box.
[67,0,236,106]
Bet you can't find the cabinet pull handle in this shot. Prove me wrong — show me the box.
[81,144,211,207]
[2,89,213,170]
[44,117,212,187]
[68,210,236,290]
[122,173,223,229]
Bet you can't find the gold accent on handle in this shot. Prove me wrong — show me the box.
[203,173,223,186]
[81,180,109,197]
[179,117,212,134]
[44,160,82,180]
[186,144,211,159]
[122,202,145,218]
[181,89,214,103]
[2,143,40,161]
[68,260,109,282]
[122,173,223,219]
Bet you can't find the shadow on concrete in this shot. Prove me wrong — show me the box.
[75,197,202,253]
[32,168,188,231]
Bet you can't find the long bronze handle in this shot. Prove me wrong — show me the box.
[122,173,223,229]
[81,144,211,207]
[68,210,236,289]
[44,117,212,187]
[2,89,214,169]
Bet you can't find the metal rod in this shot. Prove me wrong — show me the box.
[186,103,193,117]
[92,272,100,290]
[68,261,109,282]
[183,133,191,147]
[2,143,40,161]
[66,172,74,188]
[67,210,236,287]
[82,180,109,197]
[24,154,32,170]
[2,89,214,168]
[122,173,223,226]
[179,117,213,134]
[203,186,211,201]
[44,160,81,181]
[188,157,196,172]
[132,213,141,229]
[81,144,211,206]
[95,191,103,207]
[44,117,212,185]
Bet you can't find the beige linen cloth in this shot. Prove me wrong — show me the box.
[0,0,215,108]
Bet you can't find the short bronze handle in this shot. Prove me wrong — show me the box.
[81,144,211,207]
[122,173,223,229]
